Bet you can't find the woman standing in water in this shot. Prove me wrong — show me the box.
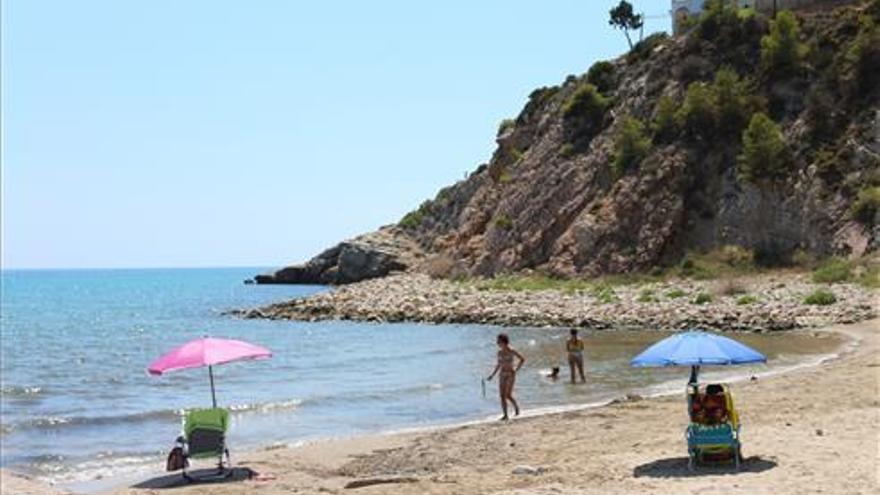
[566,328,586,384]
[487,333,525,420]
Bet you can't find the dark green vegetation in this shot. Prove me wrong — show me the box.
[761,11,809,76]
[804,288,838,305]
[812,257,880,288]
[738,112,790,181]
[692,292,713,305]
[562,82,610,148]
[586,61,616,94]
[612,115,651,177]
[851,186,880,224]
[736,294,759,305]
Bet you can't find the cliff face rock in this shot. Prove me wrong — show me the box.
[262,1,879,284]
[255,227,424,284]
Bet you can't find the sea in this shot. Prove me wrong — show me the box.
[0,267,843,488]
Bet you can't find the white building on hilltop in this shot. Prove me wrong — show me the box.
[671,0,753,33]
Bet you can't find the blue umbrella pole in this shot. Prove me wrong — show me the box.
[688,365,700,385]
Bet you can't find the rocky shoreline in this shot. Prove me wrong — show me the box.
[234,272,877,331]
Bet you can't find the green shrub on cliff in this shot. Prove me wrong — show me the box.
[587,61,616,94]
[850,186,880,225]
[842,15,880,93]
[562,82,611,148]
[612,115,652,177]
[652,95,679,142]
[563,82,610,123]
[713,68,754,136]
[738,113,791,182]
[692,0,766,68]
[676,82,718,141]
[399,201,432,229]
[761,11,808,76]
[696,0,741,41]
[675,69,757,142]
[836,11,880,97]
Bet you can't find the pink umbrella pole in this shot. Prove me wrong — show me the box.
[208,365,217,408]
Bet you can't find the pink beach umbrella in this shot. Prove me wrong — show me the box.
[148,337,272,408]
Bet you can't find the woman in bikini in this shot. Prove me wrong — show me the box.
[566,328,586,384]
[487,333,525,421]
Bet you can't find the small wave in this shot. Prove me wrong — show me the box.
[1,385,46,398]
[6,409,183,434]
[4,398,305,435]
[227,399,302,414]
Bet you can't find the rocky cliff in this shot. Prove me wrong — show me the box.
[257,0,879,285]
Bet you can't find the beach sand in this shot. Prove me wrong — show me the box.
[5,318,878,495]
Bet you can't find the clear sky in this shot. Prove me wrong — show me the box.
[1,1,671,269]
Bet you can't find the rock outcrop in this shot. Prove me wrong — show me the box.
[255,227,424,284]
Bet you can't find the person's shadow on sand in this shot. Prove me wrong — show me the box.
[633,456,777,478]
[130,467,256,490]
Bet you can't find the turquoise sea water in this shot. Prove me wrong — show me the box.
[0,268,841,485]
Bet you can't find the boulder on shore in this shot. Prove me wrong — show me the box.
[255,227,424,285]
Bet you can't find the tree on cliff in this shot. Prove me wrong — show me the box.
[609,1,644,50]
[760,10,808,75]
[738,112,791,182]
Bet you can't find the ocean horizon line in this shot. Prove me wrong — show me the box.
[0,265,282,273]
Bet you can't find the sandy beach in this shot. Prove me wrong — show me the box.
[9,316,875,495]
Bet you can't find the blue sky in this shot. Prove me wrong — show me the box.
[1,1,671,269]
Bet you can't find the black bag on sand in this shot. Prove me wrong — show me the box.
[166,446,185,472]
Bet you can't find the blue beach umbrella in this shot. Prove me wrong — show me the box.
[631,330,767,384]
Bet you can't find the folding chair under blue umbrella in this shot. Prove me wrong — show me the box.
[630,329,767,470]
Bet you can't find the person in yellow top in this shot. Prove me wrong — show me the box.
[566,328,586,384]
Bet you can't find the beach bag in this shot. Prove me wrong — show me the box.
[166,446,185,472]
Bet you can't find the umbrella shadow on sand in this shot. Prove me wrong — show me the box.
[633,456,778,478]
[130,467,256,490]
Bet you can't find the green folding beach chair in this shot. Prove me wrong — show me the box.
[178,408,232,481]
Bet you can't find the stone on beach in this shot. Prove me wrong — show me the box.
[240,273,877,332]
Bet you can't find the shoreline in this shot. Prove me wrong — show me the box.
[237,272,877,332]
[93,316,875,494]
[4,319,869,495]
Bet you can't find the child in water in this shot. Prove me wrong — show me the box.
[487,333,525,421]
